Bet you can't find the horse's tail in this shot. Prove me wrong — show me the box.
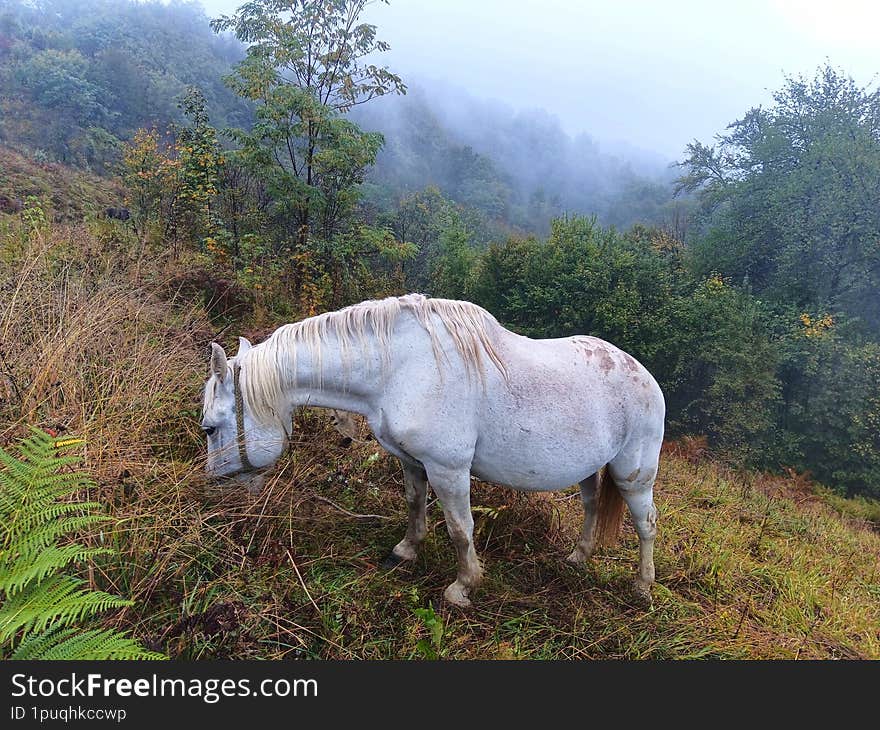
[594,466,626,548]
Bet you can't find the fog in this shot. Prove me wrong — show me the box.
[200,0,880,162]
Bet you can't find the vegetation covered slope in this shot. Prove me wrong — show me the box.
[0,0,250,172]
[0,0,678,237]
[1,218,877,659]
[0,145,122,219]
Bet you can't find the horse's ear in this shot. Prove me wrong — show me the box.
[210,342,228,381]
[237,336,252,356]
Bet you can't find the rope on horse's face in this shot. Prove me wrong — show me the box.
[233,363,256,473]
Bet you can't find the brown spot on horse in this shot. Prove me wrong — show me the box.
[598,349,616,374]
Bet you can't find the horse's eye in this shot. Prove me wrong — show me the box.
[202,425,217,437]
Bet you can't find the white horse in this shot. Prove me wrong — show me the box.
[200,294,665,607]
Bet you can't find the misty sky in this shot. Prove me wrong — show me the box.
[198,0,880,160]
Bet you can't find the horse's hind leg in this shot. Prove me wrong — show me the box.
[566,473,599,564]
[383,462,429,566]
[609,451,660,597]
[422,462,482,608]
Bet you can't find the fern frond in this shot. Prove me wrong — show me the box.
[2,513,110,560]
[8,627,80,660]
[16,628,165,660]
[0,574,133,643]
[1,544,115,595]
[0,430,164,660]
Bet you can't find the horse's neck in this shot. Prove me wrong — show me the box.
[284,329,386,415]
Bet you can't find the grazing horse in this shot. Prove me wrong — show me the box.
[200,294,664,607]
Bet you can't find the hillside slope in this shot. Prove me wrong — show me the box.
[0,145,123,219]
[2,221,878,660]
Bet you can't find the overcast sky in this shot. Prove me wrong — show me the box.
[198,0,880,160]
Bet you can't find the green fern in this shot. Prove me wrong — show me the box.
[0,429,164,659]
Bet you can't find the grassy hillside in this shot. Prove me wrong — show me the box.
[2,220,878,660]
[0,145,123,219]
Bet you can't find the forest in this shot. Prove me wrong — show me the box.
[1,0,879,661]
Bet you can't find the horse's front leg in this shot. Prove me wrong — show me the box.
[383,462,428,566]
[423,463,482,608]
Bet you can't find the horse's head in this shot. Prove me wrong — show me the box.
[200,337,289,483]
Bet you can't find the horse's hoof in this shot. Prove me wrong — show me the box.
[565,549,591,565]
[380,552,407,570]
[632,580,653,607]
[443,582,472,609]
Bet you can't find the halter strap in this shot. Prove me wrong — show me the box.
[233,362,256,472]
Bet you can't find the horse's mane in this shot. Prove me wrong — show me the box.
[240,293,507,423]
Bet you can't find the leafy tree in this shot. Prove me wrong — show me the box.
[471,216,680,349]
[121,91,227,257]
[380,186,457,288]
[174,87,227,258]
[774,315,880,497]
[679,64,880,334]
[211,0,406,245]
[668,275,780,461]
[17,49,109,127]
[121,127,179,239]
[429,220,475,300]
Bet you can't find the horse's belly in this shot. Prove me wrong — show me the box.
[469,437,609,492]
[469,462,594,491]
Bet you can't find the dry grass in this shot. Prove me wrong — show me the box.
[2,219,879,660]
[1,217,213,462]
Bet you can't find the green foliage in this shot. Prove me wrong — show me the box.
[316,224,417,306]
[676,64,880,496]
[680,64,880,334]
[0,0,250,171]
[775,322,880,497]
[121,90,227,255]
[121,127,177,238]
[17,49,110,126]
[668,276,780,461]
[370,186,494,290]
[412,603,444,659]
[429,221,475,300]
[0,430,164,660]
[175,88,227,257]
[212,0,405,244]
[470,216,679,350]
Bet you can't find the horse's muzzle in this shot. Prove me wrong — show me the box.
[208,469,267,496]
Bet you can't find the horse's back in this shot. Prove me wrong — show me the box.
[468,327,664,490]
[488,328,663,426]
[380,311,664,490]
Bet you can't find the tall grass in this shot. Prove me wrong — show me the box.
[2,218,878,659]
[1,217,212,467]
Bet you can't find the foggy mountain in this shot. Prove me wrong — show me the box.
[351,79,681,233]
